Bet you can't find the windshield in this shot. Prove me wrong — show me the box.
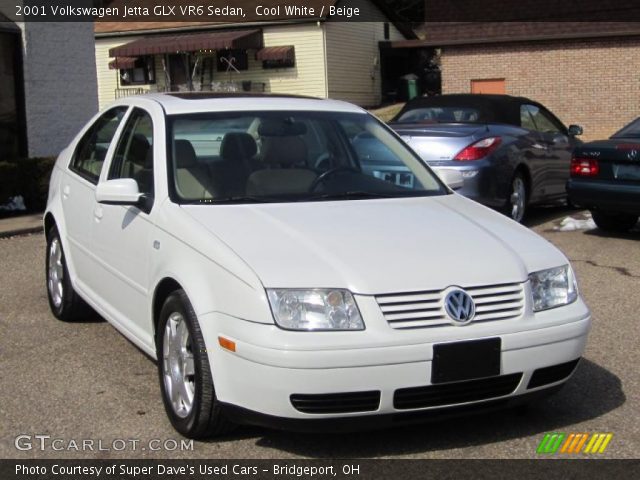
[395,106,483,124]
[611,117,640,139]
[167,111,447,203]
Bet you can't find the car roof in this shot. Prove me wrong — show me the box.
[405,94,535,105]
[122,92,367,116]
[393,94,538,125]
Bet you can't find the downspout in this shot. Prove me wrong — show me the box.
[320,21,329,99]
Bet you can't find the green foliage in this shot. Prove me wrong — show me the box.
[0,157,56,212]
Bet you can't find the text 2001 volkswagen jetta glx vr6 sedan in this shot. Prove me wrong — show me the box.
[45,93,591,438]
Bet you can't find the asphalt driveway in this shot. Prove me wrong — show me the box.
[0,207,637,459]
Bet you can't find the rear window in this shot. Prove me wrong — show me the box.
[396,107,483,124]
[612,117,640,139]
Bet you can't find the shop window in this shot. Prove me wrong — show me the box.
[120,56,155,86]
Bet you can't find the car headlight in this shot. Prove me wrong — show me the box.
[266,289,364,331]
[529,265,578,312]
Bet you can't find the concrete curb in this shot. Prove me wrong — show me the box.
[0,225,44,239]
[0,213,44,239]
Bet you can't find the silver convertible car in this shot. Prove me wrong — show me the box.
[387,94,584,222]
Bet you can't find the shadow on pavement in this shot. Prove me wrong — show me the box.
[523,204,576,228]
[583,227,640,240]
[214,358,624,457]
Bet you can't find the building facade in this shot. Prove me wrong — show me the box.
[0,6,99,159]
[94,2,409,109]
[392,23,640,141]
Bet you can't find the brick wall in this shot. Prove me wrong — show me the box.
[18,22,99,157]
[441,37,640,141]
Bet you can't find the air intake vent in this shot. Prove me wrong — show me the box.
[290,391,381,414]
[394,373,523,410]
[376,282,525,329]
[528,359,580,389]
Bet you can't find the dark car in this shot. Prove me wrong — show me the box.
[387,94,583,222]
[567,118,640,232]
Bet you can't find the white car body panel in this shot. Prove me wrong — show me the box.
[44,93,591,427]
[181,194,567,293]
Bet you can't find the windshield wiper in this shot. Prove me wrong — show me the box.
[182,195,282,204]
[306,191,406,201]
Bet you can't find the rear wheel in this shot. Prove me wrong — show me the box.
[591,211,638,232]
[157,289,234,438]
[506,172,528,223]
[46,226,91,321]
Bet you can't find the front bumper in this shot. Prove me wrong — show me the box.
[199,298,590,425]
[567,178,640,215]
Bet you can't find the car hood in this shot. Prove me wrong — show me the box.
[181,194,567,294]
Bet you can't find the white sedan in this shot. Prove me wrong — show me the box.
[45,93,591,438]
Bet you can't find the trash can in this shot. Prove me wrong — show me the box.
[399,74,420,101]
[406,78,419,100]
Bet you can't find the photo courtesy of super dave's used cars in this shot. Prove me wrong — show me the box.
[44,93,591,438]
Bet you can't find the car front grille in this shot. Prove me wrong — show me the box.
[290,391,381,414]
[394,373,523,410]
[376,282,525,329]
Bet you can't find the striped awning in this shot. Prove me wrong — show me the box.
[256,46,295,62]
[109,29,263,57]
[108,57,138,69]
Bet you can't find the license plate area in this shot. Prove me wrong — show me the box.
[432,338,501,384]
[614,164,640,180]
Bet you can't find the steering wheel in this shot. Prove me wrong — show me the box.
[309,166,359,192]
[313,152,331,170]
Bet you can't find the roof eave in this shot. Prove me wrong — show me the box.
[95,18,323,38]
[393,30,640,48]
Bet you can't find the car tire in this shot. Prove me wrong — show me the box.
[591,211,639,232]
[157,289,235,439]
[46,226,92,321]
[505,172,528,223]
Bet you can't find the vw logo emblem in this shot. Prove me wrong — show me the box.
[444,289,475,325]
[628,150,639,161]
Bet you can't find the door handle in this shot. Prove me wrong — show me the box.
[62,185,70,199]
[94,206,103,221]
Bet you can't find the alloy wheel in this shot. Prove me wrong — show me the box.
[510,176,527,223]
[47,238,64,308]
[163,312,196,418]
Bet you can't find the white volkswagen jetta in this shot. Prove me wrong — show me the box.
[45,93,591,438]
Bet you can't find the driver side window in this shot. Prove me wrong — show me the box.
[70,107,127,184]
[526,105,564,134]
[109,108,155,198]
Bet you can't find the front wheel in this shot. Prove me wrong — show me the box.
[157,290,234,438]
[505,173,528,223]
[591,211,638,232]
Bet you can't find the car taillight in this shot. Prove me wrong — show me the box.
[454,137,502,161]
[570,157,599,176]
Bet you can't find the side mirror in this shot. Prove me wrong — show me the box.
[433,168,464,190]
[96,178,142,206]
[568,124,583,136]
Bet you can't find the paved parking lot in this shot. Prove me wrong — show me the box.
[0,207,638,459]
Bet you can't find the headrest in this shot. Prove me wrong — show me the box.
[262,136,308,167]
[258,118,307,137]
[174,139,197,169]
[220,132,257,161]
[129,134,150,166]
